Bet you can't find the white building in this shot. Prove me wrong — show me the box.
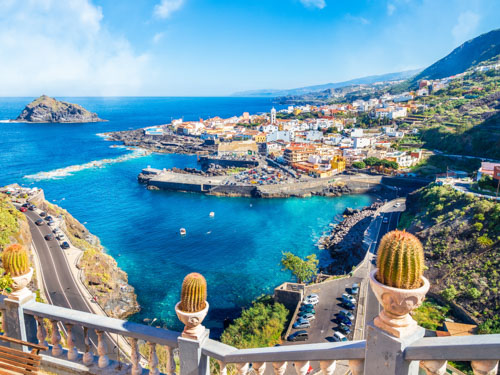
[270,107,277,125]
[353,137,372,149]
[351,128,364,138]
[267,130,294,143]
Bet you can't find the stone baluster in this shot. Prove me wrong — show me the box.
[34,316,48,347]
[165,346,176,375]
[236,362,250,375]
[130,338,142,375]
[294,361,310,375]
[252,362,266,375]
[216,361,227,375]
[50,320,63,356]
[421,360,447,375]
[1,309,7,334]
[471,360,499,375]
[348,359,364,375]
[65,323,78,360]
[319,360,336,375]
[82,327,94,365]
[148,342,160,375]
[95,330,109,368]
[272,361,287,375]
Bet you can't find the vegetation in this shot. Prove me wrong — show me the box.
[352,161,366,169]
[179,272,207,313]
[363,157,398,170]
[376,230,425,289]
[221,296,288,349]
[2,243,30,277]
[404,184,500,322]
[411,155,481,177]
[281,252,318,284]
[0,195,22,248]
[412,298,451,330]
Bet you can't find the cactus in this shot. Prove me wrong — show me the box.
[179,272,207,313]
[2,244,30,277]
[376,230,424,289]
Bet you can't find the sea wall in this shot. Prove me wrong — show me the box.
[199,156,259,168]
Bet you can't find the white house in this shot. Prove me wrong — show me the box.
[351,128,364,138]
[267,130,294,143]
[353,137,372,149]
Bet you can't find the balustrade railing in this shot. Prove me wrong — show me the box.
[0,291,498,375]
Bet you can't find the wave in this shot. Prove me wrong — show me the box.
[23,148,150,181]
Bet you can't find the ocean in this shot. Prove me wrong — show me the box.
[0,97,373,335]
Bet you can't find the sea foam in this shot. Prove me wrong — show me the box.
[24,148,150,181]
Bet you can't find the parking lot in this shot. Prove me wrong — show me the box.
[285,276,362,345]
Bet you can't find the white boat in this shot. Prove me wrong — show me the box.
[209,212,215,217]
[180,228,186,235]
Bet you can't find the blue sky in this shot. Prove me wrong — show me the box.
[0,0,498,96]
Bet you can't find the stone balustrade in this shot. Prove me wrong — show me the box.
[0,290,498,375]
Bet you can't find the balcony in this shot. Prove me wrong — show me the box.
[0,277,498,375]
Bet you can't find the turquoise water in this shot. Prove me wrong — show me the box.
[0,97,373,335]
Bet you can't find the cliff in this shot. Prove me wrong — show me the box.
[0,194,32,251]
[40,199,140,319]
[15,95,104,123]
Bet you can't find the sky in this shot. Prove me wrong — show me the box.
[0,0,498,96]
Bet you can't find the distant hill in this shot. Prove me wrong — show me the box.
[14,95,104,123]
[411,28,500,83]
[232,69,421,97]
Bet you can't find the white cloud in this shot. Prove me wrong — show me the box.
[452,11,480,45]
[153,32,165,44]
[346,14,370,25]
[153,0,185,19]
[387,3,396,16]
[299,0,326,10]
[0,0,151,96]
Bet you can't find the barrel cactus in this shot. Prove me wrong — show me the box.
[2,244,30,277]
[376,230,424,289]
[179,273,207,313]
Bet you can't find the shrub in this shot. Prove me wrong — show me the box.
[352,161,366,169]
[467,287,481,299]
[441,285,458,301]
[473,222,483,231]
[477,235,493,248]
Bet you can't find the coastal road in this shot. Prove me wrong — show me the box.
[364,199,405,329]
[23,210,117,356]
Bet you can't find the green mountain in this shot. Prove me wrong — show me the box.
[412,28,500,83]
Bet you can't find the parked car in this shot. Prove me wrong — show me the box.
[44,234,54,241]
[293,320,311,329]
[39,211,46,217]
[333,331,348,342]
[29,205,36,211]
[47,221,55,227]
[56,234,64,241]
[338,310,355,321]
[383,216,389,224]
[298,312,315,321]
[299,306,315,315]
[351,283,359,295]
[35,219,44,226]
[336,315,352,326]
[303,294,319,305]
[342,293,356,304]
[299,304,315,312]
[287,330,308,342]
[45,216,53,221]
[342,301,356,310]
[61,242,70,249]
[338,323,351,334]
[22,203,29,208]
[19,207,27,212]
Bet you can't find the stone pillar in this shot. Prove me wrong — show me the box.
[3,293,37,349]
[178,330,209,375]
[364,322,424,375]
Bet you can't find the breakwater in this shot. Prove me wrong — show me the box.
[198,156,259,168]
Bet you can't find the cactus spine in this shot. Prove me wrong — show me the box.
[179,273,207,313]
[376,230,424,289]
[2,244,30,277]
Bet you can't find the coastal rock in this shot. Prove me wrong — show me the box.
[14,95,104,123]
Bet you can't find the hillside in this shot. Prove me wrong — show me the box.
[401,184,499,326]
[232,69,420,97]
[411,29,500,83]
[14,95,104,123]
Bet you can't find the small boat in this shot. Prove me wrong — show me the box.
[180,228,186,235]
[209,212,215,217]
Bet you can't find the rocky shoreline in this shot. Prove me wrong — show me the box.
[320,202,382,275]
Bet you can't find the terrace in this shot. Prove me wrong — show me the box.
[0,274,498,375]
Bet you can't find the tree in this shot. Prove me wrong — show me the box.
[352,161,366,169]
[281,252,318,284]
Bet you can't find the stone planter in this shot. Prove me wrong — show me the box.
[175,301,209,340]
[369,269,429,338]
[9,267,34,302]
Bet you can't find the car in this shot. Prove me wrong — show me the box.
[332,331,348,342]
[342,293,356,304]
[22,203,30,208]
[47,221,55,227]
[383,217,389,224]
[287,330,308,342]
[394,202,401,207]
[298,312,315,321]
[306,293,319,299]
[35,219,44,226]
[19,207,27,212]
[336,315,352,326]
[61,242,70,249]
[45,216,53,221]
[28,205,36,211]
[303,295,319,305]
[351,283,359,295]
[44,234,54,241]
[53,228,61,234]
[39,211,46,217]
[339,310,355,321]
[56,234,64,241]
[300,304,315,312]
[338,323,351,334]
[342,301,356,310]
[293,320,311,329]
